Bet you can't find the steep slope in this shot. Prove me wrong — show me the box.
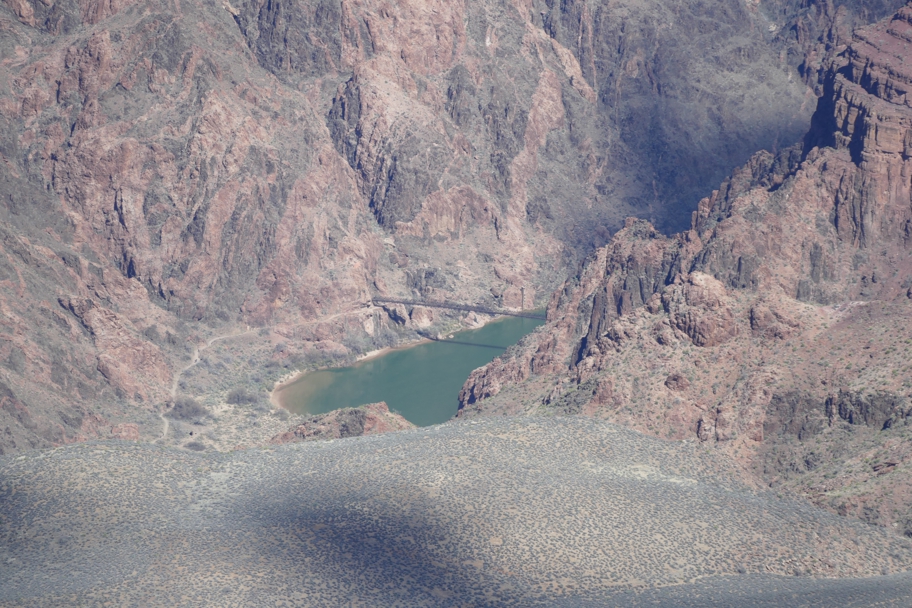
[3,418,912,605]
[0,0,902,453]
[459,2,912,532]
[0,0,391,452]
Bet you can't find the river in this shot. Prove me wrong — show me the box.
[274,314,545,426]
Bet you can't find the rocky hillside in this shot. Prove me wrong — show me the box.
[269,400,413,443]
[3,417,912,605]
[0,0,904,453]
[459,2,912,533]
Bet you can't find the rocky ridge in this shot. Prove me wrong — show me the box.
[458,2,912,533]
[269,400,414,444]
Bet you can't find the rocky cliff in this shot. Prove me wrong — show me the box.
[459,2,912,532]
[0,0,902,453]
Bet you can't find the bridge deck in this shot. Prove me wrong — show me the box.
[372,297,546,320]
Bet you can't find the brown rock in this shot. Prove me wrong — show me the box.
[457,3,912,531]
[110,423,140,441]
[409,306,434,329]
[270,402,414,444]
[662,273,738,347]
[664,373,690,391]
[0,0,898,456]
[749,298,801,339]
[501,285,525,310]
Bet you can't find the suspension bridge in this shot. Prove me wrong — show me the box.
[372,297,547,320]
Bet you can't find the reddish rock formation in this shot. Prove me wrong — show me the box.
[270,401,414,444]
[0,0,902,452]
[110,422,139,440]
[664,373,690,392]
[459,3,912,533]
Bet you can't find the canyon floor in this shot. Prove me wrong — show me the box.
[2,417,912,607]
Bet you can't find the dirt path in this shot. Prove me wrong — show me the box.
[157,344,199,443]
[158,331,251,443]
[157,306,369,442]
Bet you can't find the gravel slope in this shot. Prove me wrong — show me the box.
[2,417,911,606]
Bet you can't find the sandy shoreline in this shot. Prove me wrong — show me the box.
[269,336,435,409]
[269,310,539,410]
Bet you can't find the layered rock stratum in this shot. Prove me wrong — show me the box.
[459,2,912,534]
[2,417,912,606]
[0,0,904,452]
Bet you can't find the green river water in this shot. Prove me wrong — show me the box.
[275,314,545,426]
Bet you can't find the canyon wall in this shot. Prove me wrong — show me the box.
[0,0,902,452]
[460,2,912,532]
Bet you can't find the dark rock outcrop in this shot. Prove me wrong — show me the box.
[269,401,414,444]
[829,390,912,429]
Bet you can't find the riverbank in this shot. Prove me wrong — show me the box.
[272,313,545,426]
[269,311,506,410]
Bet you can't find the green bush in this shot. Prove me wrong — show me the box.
[167,396,208,420]
[226,388,259,405]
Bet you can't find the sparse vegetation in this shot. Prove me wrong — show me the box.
[226,388,259,405]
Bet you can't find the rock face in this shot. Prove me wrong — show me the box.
[459,3,912,532]
[269,401,414,444]
[0,0,903,452]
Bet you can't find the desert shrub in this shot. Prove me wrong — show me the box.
[226,387,259,405]
[142,325,161,342]
[341,333,369,354]
[167,396,208,420]
[373,327,399,349]
[184,441,206,451]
